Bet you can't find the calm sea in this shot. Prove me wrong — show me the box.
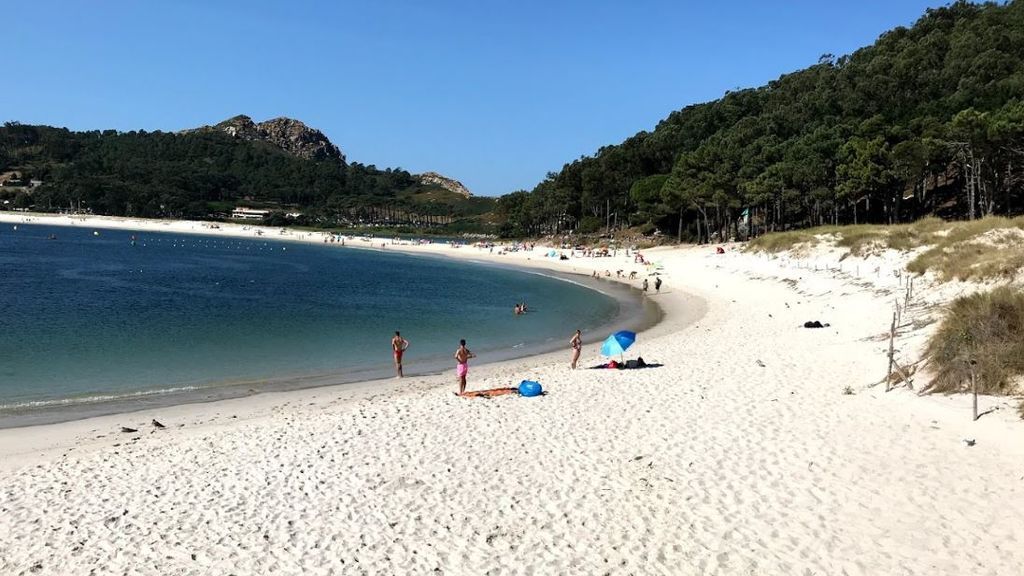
[0,224,639,424]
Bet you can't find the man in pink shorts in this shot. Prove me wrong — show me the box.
[454,339,475,395]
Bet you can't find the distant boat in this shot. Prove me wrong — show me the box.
[93,230,100,236]
[48,234,57,240]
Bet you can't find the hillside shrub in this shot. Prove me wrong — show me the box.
[924,287,1024,396]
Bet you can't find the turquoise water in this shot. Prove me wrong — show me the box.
[0,224,631,421]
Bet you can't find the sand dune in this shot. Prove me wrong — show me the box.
[2,213,1023,575]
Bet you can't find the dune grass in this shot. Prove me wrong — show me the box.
[923,286,1024,397]
[746,218,948,255]
[906,217,1024,281]
[746,229,827,253]
[749,216,1024,282]
[834,218,948,256]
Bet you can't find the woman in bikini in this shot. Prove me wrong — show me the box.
[454,339,476,395]
[569,329,582,369]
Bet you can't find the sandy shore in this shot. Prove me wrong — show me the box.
[2,213,1024,575]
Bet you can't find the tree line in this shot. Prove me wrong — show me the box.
[0,123,494,229]
[499,1,1024,241]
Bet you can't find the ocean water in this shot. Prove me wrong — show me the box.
[0,224,634,422]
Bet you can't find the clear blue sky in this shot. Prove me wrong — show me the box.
[5,1,943,196]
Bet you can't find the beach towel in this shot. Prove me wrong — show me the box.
[460,387,518,398]
[588,358,662,370]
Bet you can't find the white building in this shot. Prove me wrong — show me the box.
[231,207,270,220]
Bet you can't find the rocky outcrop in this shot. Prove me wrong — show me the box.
[212,115,260,140]
[189,115,345,162]
[417,171,472,197]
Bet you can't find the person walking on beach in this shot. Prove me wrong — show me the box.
[655,276,662,293]
[642,278,649,292]
[392,331,409,378]
[454,339,475,395]
[569,329,582,369]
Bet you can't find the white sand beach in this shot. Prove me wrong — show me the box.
[2,213,1024,575]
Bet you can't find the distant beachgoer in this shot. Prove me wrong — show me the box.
[514,304,522,315]
[655,277,662,293]
[642,278,649,292]
[455,339,475,395]
[570,329,582,369]
[392,331,409,378]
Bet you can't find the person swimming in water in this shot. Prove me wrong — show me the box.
[454,339,476,395]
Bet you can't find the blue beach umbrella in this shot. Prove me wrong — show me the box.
[601,330,636,358]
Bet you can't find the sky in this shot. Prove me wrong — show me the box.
[5,1,945,196]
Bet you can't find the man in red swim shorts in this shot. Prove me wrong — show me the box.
[454,338,475,395]
[392,331,409,378]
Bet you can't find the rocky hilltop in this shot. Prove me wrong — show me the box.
[188,115,345,162]
[186,117,473,197]
[417,171,472,197]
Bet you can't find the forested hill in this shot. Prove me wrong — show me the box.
[0,117,495,230]
[499,0,1024,240]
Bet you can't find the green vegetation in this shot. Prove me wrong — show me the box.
[907,217,1024,281]
[748,216,1024,282]
[924,287,1024,398]
[747,218,947,255]
[0,123,495,233]
[503,1,1024,240]
[746,229,827,253]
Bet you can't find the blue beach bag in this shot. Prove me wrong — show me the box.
[518,380,543,397]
